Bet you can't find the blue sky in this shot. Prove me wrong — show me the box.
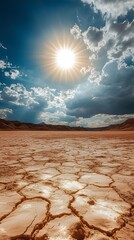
[0,0,134,127]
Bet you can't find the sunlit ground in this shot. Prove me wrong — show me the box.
[0,131,133,240]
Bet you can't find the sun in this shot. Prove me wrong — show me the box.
[38,32,88,82]
[56,48,75,70]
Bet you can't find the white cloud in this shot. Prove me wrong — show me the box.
[75,114,134,128]
[71,18,134,84]
[80,66,91,75]
[0,43,7,50]
[107,20,134,59]
[4,71,10,77]
[0,47,21,80]
[70,24,82,39]
[88,67,108,84]
[32,87,77,124]
[0,60,6,69]
[4,69,21,79]
[10,69,20,79]
[39,110,76,126]
[32,86,56,102]
[48,90,76,109]
[0,108,13,119]
[82,26,103,49]
[39,111,65,124]
[40,112,134,128]
[0,84,76,115]
[32,87,76,111]
[81,0,133,19]
[0,84,38,108]
[0,60,12,70]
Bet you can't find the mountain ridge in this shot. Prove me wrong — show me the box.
[0,118,87,131]
[0,118,134,131]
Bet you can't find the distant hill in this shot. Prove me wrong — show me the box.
[0,118,134,131]
[90,118,134,131]
[105,118,134,131]
[0,118,87,131]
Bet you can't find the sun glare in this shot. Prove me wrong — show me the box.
[39,32,88,82]
[56,48,75,70]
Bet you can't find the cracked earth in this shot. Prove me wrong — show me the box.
[0,131,134,240]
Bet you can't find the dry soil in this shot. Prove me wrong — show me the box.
[0,131,134,240]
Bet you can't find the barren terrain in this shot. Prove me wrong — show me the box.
[0,131,134,240]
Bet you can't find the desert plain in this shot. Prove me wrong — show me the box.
[0,131,134,240]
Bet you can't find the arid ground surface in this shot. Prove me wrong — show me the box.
[0,131,134,240]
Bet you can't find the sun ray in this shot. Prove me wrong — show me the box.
[38,32,88,82]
